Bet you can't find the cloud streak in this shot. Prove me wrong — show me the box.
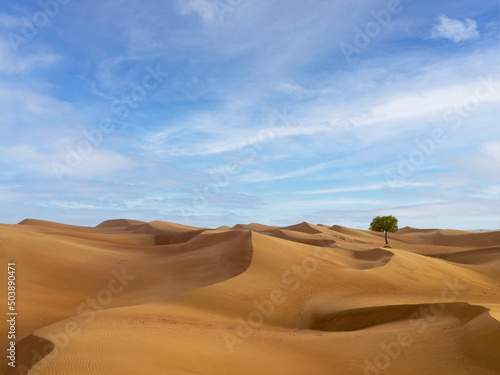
[296,182,433,195]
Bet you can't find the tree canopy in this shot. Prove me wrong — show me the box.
[369,215,398,245]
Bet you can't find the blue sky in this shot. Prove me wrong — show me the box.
[0,0,499,229]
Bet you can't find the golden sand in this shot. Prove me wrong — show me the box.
[1,219,499,374]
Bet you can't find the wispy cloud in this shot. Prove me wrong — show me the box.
[0,12,24,28]
[176,0,243,24]
[430,15,480,43]
[296,182,433,195]
[177,0,219,23]
[1,144,135,180]
[141,116,346,157]
[0,87,72,119]
[0,40,61,74]
[271,199,387,210]
[240,161,335,184]
[473,185,500,200]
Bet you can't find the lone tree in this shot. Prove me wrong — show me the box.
[369,215,398,245]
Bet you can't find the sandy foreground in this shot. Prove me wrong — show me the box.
[1,219,500,375]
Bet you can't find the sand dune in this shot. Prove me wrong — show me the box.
[397,226,500,247]
[1,219,500,374]
[134,221,206,245]
[232,223,279,233]
[430,246,500,265]
[269,229,337,247]
[307,302,487,331]
[282,221,326,234]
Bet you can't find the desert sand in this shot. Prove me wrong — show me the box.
[1,219,500,374]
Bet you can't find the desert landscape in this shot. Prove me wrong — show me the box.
[1,218,500,374]
[1,0,498,373]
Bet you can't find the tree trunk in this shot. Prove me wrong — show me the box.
[385,230,388,245]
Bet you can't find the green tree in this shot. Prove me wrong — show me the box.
[369,215,398,245]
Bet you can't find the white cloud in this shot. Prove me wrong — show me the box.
[38,195,170,211]
[296,182,433,195]
[356,81,500,127]
[275,81,330,99]
[271,199,386,210]
[142,119,342,157]
[473,185,500,200]
[141,72,499,159]
[65,150,136,180]
[430,15,480,43]
[177,0,220,23]
[482,141,500,163]
[0,13,23,28]
[0,186,28,203]
[375,200,495,218]
[0,40,61,74]
[1,144,135,180]
[240,161,334,184]
[449,142,500,178]
[0,87,73,129]
[138,45,500,160]
[0,88,73,117]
